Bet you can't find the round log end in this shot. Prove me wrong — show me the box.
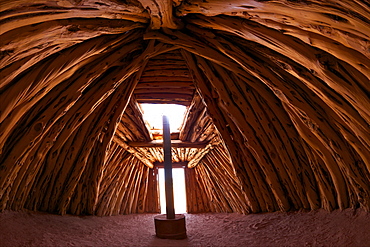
[154,214,187,239]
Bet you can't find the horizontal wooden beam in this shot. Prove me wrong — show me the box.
[141,69,191,77]
[138,76,193,82]
[134,88,194,94]
[135,82,194,88]
[135,93,193,102]
[135,99,191,106]
[188,141,221,168]
[113,136,154,168]
[128,140,208,148]
[154,162,188,168]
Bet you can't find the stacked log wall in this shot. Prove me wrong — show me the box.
[186,145,251,214]
[144,19,369,212]
[0,0,369,215]
[0,29,167,214]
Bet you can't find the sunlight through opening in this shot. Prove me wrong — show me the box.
[140,104,187,137]
[140,104,188,213]
[158,168,187,214]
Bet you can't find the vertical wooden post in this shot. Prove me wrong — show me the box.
[162,115,175,219]
[154,115,186,239]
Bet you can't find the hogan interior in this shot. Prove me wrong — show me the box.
[0,0,369,217]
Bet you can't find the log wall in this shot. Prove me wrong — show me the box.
[186,144,250,214]
[0,0,369,215]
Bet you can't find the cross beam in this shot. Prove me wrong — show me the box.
[154,161,188,168]
[128,140,208,148]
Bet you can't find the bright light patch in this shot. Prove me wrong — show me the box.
[159,168,187,214]
[140,104,187,133]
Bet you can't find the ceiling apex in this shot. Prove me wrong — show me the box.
[138,0,183,29]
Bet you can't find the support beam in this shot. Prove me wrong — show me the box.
[163,115,175,219]
[154,116,187,239]
[113,136,154,168]
[188,141,221,168]
[128,140,208,148]
[154,161,188,168]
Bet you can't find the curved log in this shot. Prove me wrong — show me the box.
[0,0,369,215]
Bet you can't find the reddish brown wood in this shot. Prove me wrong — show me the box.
[0,0,369,215]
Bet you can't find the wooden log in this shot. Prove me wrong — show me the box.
[200,146,250,213]
[0,36,175,212]
[178,1,370,58]
[229,73,320,210]
[182,50,287,212]
[179,93,206,141]
[0,29,143,127]
[141,69,191,78]
[13,41,145,212]
[99,146,129,200]
[0,29,143,160]
[126,158,144,214]
[187,141,220,168]
[0,0,148,36]
[162,115,175,219]
[181,50,270,212]
[137,164,150,213]
[145,167,160,213]
[283,102,352,209]
[185,166,210,213]
[196,56,307,209]
[96,154,134,216]
[120,158,142,214]
[64,81,134,215]
[179,92,218,143]
[223,37,366,209]
[118,99,152,142]
[0,19,145,71]
[104,157,132,215]
[54,80,131,214]
[146,27,369,158]
[193,166,215,212]
[136,81,194,88]
[128,140,208,148]
[69,143,121,215]
[135,93,193,102]
[175,25,366,209]
[138,0,182,29]
[195,164,222,212]
[185,16,370,122]
[135,88,193,95]
[113,136,154,168]
[300,141,337,211]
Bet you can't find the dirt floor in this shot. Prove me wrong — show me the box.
[0,208,369,246]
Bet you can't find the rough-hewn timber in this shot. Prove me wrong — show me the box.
[0,0,369,215]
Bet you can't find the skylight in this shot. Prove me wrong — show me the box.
[140,103,187,135]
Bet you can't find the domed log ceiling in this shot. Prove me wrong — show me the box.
[0,0,369,215]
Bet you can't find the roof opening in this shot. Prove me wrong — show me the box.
[140,103,187,139]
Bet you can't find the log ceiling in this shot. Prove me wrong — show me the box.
[134,49,195,105]
[0,0,369,215]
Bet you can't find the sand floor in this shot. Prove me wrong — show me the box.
[1,208,369,246]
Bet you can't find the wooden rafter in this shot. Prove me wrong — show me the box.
[128,140,208,148]
[113,136,154,168]
[138,0,183,29]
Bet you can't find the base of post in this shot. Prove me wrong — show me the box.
[154,214,187,239]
